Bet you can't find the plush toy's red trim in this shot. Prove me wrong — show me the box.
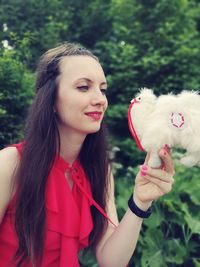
[128,99,144,151]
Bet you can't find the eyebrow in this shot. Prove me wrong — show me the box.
[76,77,107,87]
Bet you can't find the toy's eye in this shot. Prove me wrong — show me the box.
[137,97,141,101]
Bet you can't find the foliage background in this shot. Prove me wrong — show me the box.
[0,0,200,266]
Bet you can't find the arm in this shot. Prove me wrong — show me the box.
[0,147,19,224]
[96,148,175,267]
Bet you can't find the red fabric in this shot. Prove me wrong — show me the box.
[0,143,95,267]
[128,100,144,151]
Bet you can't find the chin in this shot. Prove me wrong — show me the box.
[89,128,101,134]
[85,125,101,134]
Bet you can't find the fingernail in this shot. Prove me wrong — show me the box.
[140,164,148,171]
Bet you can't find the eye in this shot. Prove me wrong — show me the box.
[137,96,141,101]
[100,89,107,95]
[77,86,89,91]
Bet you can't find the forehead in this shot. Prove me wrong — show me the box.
[59,55,106,82]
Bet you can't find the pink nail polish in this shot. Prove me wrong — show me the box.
[141,164,148,171]
[164,144,169,153]
[140,171,147,176]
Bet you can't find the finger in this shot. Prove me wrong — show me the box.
[144,152,150,165]
[145,175,173,194]
[135,171,150,184]
[159,148,175,175]
[164,144,171,154]
[140,165,174,183]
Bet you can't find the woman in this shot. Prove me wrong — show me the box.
[0,43,175,267]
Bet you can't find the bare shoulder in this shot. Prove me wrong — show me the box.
[0,146,20,223]
[0,146,20,186]
[0,146,20,168]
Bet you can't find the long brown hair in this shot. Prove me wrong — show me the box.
[14,43,109,266]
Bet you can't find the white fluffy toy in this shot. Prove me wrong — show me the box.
[128,88,200,168]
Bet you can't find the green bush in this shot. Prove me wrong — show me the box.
[0,49,34,148]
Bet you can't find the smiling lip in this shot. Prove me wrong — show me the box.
[85,112,103,121]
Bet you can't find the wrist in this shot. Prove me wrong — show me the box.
[133,195,152,211]
[128,194,152,218]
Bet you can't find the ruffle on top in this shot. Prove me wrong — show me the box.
[46,155,94,250]
[33,148,94,267]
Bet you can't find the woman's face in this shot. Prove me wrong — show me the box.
[54,55,108,137]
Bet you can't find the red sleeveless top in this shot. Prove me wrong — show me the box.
[0,143,112,267]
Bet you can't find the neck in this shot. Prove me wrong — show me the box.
[58,126,86,165]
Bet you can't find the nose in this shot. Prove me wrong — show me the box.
[91,88,107,106]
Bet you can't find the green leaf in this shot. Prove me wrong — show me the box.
[193,259,200,267]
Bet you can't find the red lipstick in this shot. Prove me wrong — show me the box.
[85,112,102,121]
